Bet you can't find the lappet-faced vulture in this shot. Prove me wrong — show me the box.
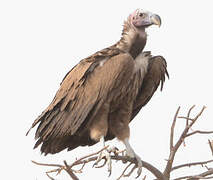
[27,9,169,175]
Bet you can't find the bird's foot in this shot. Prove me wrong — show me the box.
[126,149,143,178]
[93,148,112,176]
[134,153,143,178]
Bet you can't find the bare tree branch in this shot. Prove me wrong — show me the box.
[185,130,213,138]
[183,105,196,146]
[208,139,213,156]
[170,106,180,151]
[111,155,166,179]
[178,117,195,121]
[117,162,133,180]
[123,164,137,178]
[173,168,213,180]
[197,168,213,177]
[32,147,166,180]
[32,160,63,168]
[46,172,55,180]
[172,160,213,171]
[186,105,195,127]
[164,106,206,179]
[64,160,79,180]
[70,145,109,167]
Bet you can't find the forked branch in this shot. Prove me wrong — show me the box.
[32,146,166,180]
[163,106,213,180]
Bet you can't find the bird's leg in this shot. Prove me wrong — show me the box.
[93,136,112,175]
[123,138,143,177]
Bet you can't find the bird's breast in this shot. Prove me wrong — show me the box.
[133,52,149,77]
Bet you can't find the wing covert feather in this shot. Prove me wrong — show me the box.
[30,53,134,144]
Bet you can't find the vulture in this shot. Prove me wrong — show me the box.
[27,9,168,174]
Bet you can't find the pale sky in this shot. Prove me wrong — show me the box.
[1,0,213,179]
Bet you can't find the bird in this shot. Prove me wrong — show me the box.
[27,8,169,176]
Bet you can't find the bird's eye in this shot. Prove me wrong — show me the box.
[139,13,144,17]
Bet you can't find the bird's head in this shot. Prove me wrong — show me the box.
[118,9,162,56]
[129,9,161,29]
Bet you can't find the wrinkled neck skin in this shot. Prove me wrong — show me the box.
[116,20,147,59]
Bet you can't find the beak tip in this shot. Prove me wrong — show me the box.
[151,14,161,27]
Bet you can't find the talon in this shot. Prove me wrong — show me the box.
[123,138,143,178]
[93,151,104,167]
[92,136,113,175]
[124,150,143,176]
[94,158,107,168]
[134,154,143,178]
[93,149,112,176]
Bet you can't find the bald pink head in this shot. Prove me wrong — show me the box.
[129,9,161,28]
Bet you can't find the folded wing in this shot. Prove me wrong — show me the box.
[27,52,134,154]
[132,56,169,119]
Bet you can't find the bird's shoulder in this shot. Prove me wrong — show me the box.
[49,45,133,111]
[61,45,131,84]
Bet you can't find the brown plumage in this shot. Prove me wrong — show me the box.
[27,9,168,156]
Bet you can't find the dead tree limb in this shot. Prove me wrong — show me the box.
[185,130,213,138]
[32,151,166,180]
[173,168,213,180]
[208,140,213,156]
[164,106,208,179]
[172,160,213,171]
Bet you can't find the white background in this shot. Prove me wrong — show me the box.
[0,0,213,179]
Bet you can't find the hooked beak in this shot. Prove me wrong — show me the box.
[150,14,161,27]
[131,9,162,28]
